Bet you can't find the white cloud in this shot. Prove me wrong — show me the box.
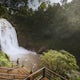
[28,0,73,10]
[50,0,72,3]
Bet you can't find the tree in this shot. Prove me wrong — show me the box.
[38,2,47,11]
[40,50,79,79]
[61,0,67,5]
[0,5,9,18]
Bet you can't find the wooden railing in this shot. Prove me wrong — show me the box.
[25,67,45,80]
[0,67,68,80]
[25,67,68,80]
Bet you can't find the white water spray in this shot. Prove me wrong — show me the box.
[0,18,36,61]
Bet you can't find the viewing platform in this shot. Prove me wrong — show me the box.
[0,67,67,80]
[0,66,30,80]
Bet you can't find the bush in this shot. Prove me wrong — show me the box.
[0,51,12,67]
[40,50,80,79]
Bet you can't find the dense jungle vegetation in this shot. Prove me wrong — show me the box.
[0,0,80,65]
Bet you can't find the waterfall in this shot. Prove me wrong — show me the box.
[0,18,36,61]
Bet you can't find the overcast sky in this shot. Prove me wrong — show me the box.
[50,0,72,3]
[28,0,72,10]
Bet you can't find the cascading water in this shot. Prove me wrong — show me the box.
[0,18,36,61]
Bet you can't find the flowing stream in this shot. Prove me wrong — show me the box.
[0,19,39,70]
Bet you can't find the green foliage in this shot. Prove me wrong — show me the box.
[61,0,67,5]
[0,51,12,67]
[0,6,9,18]
[40,50,79,79]
[18,7,28,16]
[38,2,47,10]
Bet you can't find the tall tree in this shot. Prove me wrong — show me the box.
[61,0,67,5]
